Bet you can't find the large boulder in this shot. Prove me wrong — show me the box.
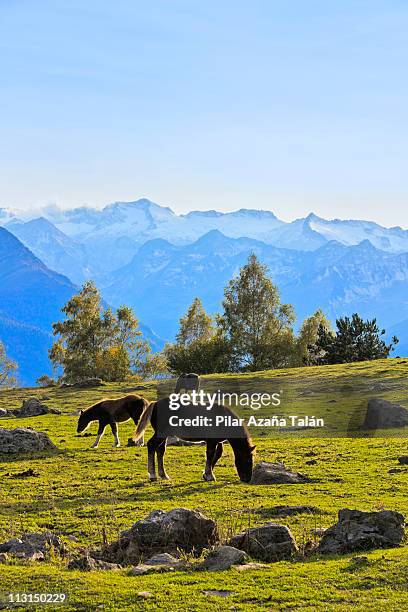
[317,509,405,554]
[0,532,65,560]
[16,398,60,418]
[0,428,57,454]
[250,461,311,485]
[228,524,298,562]
[100,508,218,565]
[361,399,408,429]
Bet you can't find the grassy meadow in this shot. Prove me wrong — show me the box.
[0,359,407,610]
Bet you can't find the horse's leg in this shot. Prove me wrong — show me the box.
[109,421,120,447]
[147,433,161,481]
[212,442,223,468]
[156,438,170,480]
[203,440,218,481]
[91,420,107,449]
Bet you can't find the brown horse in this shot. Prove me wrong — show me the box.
[134,397,255,482]
[77,394,149,448]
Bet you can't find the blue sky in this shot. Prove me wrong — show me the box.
[0,1,407,226]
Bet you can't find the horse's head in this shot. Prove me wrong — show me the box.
[235,442,256,483]
[77,409,90,433]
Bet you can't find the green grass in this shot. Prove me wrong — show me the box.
[0,360,407,610]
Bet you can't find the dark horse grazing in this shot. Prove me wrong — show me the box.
[77,394,149,448]
[134,397,255,482]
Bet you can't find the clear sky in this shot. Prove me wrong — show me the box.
[1,1,407,226]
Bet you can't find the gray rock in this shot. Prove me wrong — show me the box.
[144,553,184,567]
[0,552,9,563]
[317,509,405,554]
[361,399,408,429]
[398,456,408,465]
[202,590,234,598]
[200,546,247,571]
[228,524,298,562]
[0,428,57,454]
[250,461,311,485]
[0,531,64,560]
[68,555,120,571]
[0,408,7,418]
[129,564,176,576]
[16,398,60,418]
[100,508,218,565]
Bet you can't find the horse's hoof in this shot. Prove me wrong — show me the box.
[202,473,216,482]
[159,474,171,480]
[149,476,158,482]
[113,444,120,448]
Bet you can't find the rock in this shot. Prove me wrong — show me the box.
[16,398,49,418]
[144,553,184,567]
[0,552,9,563]
[389,468,404,474]
[200,546,247,571]
[15,398,61,418]
[11,468,39,478]
[317,509,405,554]
[0,408,7,418]
[361,399,408,430]
[0,531,65,560]
[68,555,121,571]
[0,428,57,455]
[234,562,268,571]
[250,461,311,485]
[137,592,153,599]
[306,459,317,465]
[228,524,298,562]
[100,508,218,565]
[398,456,408,465]
[129,564,175,576]
[260,505,319,517]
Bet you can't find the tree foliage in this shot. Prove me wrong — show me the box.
[310,313,398,365]
[219,253,295,371]
[50,281,150,382]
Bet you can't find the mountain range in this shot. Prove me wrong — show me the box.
[1,198,407,384]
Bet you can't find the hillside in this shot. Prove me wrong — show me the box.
[1,359,407,610]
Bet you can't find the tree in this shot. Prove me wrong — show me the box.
[311,313,398,364]
[50,281,150,382]
[138,351,170,380]
[165,298,230,374]
[296,309,331,365]
[176,298,215,345]
[165,332,231,375]
[219,253,295,371]
[0,341,17,387]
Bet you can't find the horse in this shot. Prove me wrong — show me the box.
[174,373,200,393]
[133,397,255,482]
[77,394,149,448]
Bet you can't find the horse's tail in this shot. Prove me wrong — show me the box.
[133,401,155,442]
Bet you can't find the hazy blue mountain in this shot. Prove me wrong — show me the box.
[3,199,408,277]
[102,231,408,355]
[0,227,77,385]
[0,228,162,385]
[6,217,90,284]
